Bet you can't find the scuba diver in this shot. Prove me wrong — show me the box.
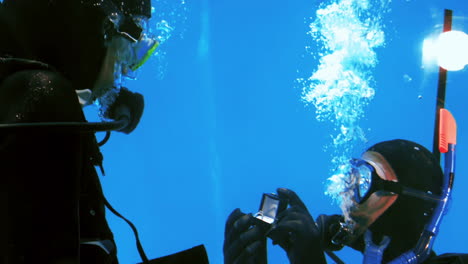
[0,0,207,263]
[224,139,468,263]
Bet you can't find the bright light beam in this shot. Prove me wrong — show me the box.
[423,30,468,71]
[437,30,468,71]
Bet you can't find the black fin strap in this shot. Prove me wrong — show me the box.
[98,131,112,147]
[86,134,106,176]
[325,251,345,264]
[103,197,149,264]
[381,180,403,194]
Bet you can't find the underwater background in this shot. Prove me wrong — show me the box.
[84,0,468,263]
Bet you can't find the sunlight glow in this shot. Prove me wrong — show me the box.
[437,31,468,71]
[422,37,438,67]
[423,30,468,71]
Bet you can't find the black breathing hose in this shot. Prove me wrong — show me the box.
[0,118,129,133]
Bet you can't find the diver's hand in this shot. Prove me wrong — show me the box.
[104,87,144,134]
[268,188,326,264]
[223,209,268,264]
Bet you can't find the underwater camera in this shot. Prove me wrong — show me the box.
[253,193,286,225]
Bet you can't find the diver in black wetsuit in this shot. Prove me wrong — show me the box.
[224,139,468,264]
[0,0,153,263]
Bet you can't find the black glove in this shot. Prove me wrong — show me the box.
[223,208,268,264]
[267,188,326,264]
[104,87,144,134]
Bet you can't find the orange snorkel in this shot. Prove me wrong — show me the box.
[387,108,456,264]
[386,8,457,264]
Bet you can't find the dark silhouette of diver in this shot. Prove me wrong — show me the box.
[0,0,207,263]
[224,139,468,264]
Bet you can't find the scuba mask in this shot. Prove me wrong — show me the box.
[101,4,159,83]
[332,153,443,247]
[349,159,442,204]
[331,113,456,264]
[84,0,158,124]
[83,0,159,86]
[110,18,159,87]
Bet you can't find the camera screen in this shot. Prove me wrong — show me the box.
[254,193,280,224]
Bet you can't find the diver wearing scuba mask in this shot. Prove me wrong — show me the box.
[224,138,468,264]
[1,1,209,262]
[0,0,166,263]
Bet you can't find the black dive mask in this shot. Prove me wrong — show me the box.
[350,159,442,204]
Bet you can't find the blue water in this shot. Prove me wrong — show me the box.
[85,0,468,263]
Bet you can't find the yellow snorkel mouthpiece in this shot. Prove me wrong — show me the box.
[130,36,160,71]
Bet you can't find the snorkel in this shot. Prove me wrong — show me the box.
[386,9,457,264]
[387,109,456,264]
[363,9,457,263]
[332,108,457,264]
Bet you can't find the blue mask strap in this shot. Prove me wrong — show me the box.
[363,230,391,264]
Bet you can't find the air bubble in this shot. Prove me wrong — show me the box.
[302,0,390,207]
